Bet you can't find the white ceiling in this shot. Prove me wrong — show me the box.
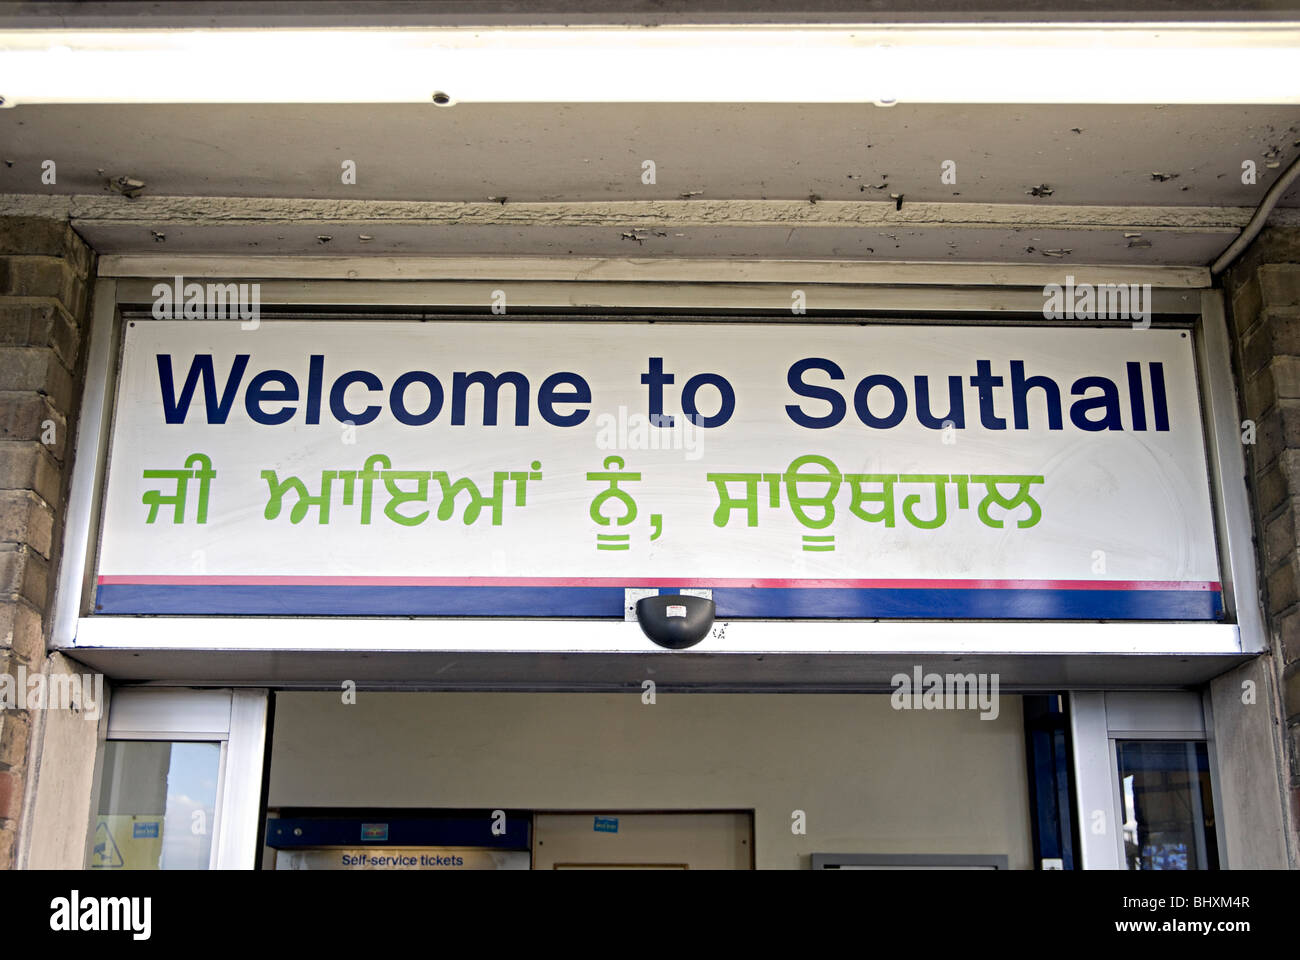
[3,103,1297,206]
[2,3,1298,265]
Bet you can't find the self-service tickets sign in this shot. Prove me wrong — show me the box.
[94,320,1221,620]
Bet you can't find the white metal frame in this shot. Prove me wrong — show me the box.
[1070,692,1119,869]
[92,687,269,869]
[72,617,1242,655]
[54,278,117,648]
[50,263,1258,663]
[1197,290,1268,654]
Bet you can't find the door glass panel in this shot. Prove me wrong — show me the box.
[1116,739,1217,870]
[90,740,222,870]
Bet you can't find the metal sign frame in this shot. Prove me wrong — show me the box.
[49,265,1264,688]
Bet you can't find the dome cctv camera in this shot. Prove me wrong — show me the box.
[635,594,715,650]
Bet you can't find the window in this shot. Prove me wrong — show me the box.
[92,740,222,869]
[86,688,269,869]
[1116,740,1218,870]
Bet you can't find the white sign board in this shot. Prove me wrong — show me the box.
[95,320,1221,621]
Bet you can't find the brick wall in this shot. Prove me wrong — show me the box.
[0,217,93,868]
[1224,225,1300,861]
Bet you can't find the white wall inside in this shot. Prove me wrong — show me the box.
[268,691,1033,869]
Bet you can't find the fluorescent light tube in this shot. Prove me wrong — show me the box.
[1,25,1298,106]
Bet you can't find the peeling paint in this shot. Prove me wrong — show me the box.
[107,176,146,199]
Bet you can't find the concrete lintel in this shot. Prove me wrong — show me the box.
[71,197,1269,231]
[0,193,1288,232]
[8,193,1296,266]
[98,254,1211,288]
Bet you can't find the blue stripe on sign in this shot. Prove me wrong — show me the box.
[712,587,1222,620]
[94,584,1222,620]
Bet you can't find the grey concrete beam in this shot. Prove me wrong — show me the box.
[5,194,1275,230]
[6,193,1297,265]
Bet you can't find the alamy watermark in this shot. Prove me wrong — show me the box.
[50,891,151,940]
[1042,275,1151,328]
[152,275,261,328]
[0,665,105,721]
[595,406,705,460]
[890,665,1000,720]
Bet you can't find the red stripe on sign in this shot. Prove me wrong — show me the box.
[96,575,1222,592]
